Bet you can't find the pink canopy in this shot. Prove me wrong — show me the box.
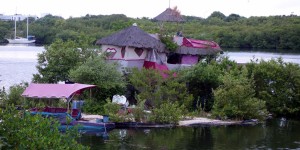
[21,83,97,99]
[182,37,221,49]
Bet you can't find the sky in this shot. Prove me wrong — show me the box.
[0,0,299,19]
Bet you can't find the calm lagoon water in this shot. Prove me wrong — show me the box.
[1,45,300,90]
[1,45,300,149]
[0,44,44,89]
[79,119,300,150]
[223,50,300,64]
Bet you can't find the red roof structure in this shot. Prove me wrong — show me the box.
[174,36,223,55]
[182,38,221,49]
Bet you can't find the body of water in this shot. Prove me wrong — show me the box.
[224,50,300,64]
[0,45,44,89]
[80,119,300,150]
[1,45,300,149]
[1,45,300,89]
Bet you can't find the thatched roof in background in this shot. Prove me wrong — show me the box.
[96,25,166,52]
[153,8,185,22]
[176,46,223,55]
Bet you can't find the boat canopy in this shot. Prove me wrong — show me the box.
[21,83,96,99]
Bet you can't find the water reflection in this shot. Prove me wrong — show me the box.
[279,117,287,127]
[79,119,300,150]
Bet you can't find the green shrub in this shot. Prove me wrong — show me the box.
[0,106,89,149]
[246,58,300,117]
[82,98,105,115]
[150,102,183,124]
[131,107,145,122]
[159,35,178,52]
[129,68,194,112]
[0,83,27,107]
[212,67,267,120]
[103,99,125,122]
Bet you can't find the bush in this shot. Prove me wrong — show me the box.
[69,56,126,105]
[212,67,267,120]
[0,83,27,107]
[129,68,194,111]
[103,99,125,122]
[150,102,183,124]
[159,36,178,52]
[0,106,89,149]
[246,58,300,117]
[82,98,106,115]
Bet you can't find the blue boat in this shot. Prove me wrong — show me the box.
[37,112,115,133]
[22,83,115,133]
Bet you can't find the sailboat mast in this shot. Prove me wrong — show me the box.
[27,16,28,38]
[14,16,16,39]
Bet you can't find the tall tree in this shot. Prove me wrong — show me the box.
[33,35,96,83]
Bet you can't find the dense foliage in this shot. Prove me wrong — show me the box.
[128,68,193,110]
[0,106,89,149]
[33,35,97,83]
[150,102,184,124]
[69,56,126,114]
[0,82,27,107]
[69,56,126,98]
[180,56,237,111]
[246,58,300,117]
[1,12,300,51]
[212,67,267,120]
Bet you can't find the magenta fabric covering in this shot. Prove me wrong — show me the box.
[182,37,221,49]
[21,83,96,98]
[181,55,199,65]
[143,61,170,78]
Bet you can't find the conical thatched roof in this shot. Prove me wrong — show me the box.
[153,8,185,22]
[96,24,165,52]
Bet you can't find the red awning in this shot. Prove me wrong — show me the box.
[21,83,97,99]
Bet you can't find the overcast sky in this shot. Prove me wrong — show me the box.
[0,0,299,19]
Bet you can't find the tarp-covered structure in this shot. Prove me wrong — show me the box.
[166,36,223,70]
[21,83,96,99]
[174,36,222,55]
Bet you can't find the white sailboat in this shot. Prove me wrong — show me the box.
[7,16,35,44]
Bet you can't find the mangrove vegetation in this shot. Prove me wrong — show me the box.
[0,12,300,51]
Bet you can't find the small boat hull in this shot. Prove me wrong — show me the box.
[30,111,115,132]
[59,122,115,132]
[7,38,36,44]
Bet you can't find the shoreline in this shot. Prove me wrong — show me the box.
[178,117,243,126]
[82,114,255,127]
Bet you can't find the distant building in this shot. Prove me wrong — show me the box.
[0,14,14,21]
[0,14,38,21]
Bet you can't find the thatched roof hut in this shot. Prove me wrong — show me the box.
[153,8,185,22]
[96,24,166,52]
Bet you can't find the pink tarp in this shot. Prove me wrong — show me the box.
[143,61,170,78]
[21,83,96,98]
[181,55,199,65]
[182,37,221,49]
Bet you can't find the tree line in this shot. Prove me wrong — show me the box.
[0,11,300,51]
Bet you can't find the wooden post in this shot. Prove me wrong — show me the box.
[90,88,92,99]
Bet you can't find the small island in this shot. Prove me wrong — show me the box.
[1,7,300,150]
